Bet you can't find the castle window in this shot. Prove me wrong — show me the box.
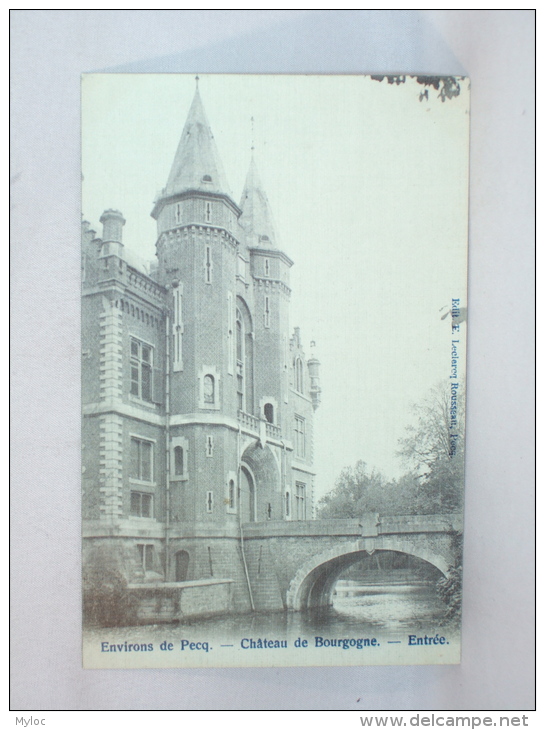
[130,437,154,483]
[130,491,153,518]
[174,446,184,476]
[206,491,214,513]
[237,376,244,411]
[172,285,183,371]
[137,544,155,572]
[235,299,254,413]
[130,338,153,402]
[203,374,215,404]
[236,311,243,363]
[264,258,270,277]
[170,437,188,480]
[295,482,306,520]
[294,416,305,458]
[264,403,274,424]
[206,435,214,457]
[205,201,212,223]
[228,479,236,510]
[295,357,304,394]
[175,203,182,224]
[204,245,212,283]
[264,297,270,328]
[285,491,291,518]
[236,309,244,410]
[227,291,234,375]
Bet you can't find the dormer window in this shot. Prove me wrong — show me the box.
[260,235,269,243]
[202,175,212,183]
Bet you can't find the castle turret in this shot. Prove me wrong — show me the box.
[239,158,279,249]
[240,157,293,428]
[151,83,240,248]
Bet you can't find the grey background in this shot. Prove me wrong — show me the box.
[11,10,535,710]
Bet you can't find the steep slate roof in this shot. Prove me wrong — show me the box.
[165,87,232,198]
[239,158,279,248]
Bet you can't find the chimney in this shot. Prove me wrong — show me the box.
[99,209,125,258]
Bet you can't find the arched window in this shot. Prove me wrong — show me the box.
[295,357,304,393]
[203,374,215,404]
[236,310,243,362]
[236,309,244,410]
[236,298,254,413]
[175,550,190,582]
[174,446,184,476]
[264,403,274,424]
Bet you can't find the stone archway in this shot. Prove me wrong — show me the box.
[240,442,280,522]
[286,539,449,611]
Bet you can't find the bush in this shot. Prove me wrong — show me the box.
[82,567,137,627]
[437,565,462,622]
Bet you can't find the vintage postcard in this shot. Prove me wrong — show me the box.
[81,74,469,668]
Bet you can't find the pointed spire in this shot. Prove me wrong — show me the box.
[239,158,279,248]
[164,85,231,198]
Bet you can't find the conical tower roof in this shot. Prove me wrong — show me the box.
[239,158,279,248]
[164,87,232,198]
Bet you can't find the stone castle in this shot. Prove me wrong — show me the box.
[82,83,321,614]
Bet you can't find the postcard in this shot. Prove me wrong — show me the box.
[81,73,469,668]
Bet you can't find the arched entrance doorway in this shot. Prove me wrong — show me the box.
[240,442,280,522]
[174,550,190,582]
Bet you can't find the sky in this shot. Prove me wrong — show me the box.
[82,73,469,499]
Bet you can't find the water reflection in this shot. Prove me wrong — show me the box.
[84,566,454,648]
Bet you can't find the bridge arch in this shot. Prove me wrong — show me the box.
[286,538,449,611]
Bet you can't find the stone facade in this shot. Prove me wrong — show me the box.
[82,85,322,612]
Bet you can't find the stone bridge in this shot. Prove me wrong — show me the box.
[238,513,462,611]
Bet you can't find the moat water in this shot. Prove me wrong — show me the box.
[84,568,455,648]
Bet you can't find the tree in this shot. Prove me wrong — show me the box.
[397,381,465,513]
[316,461,386,519]
[316,462,423,518]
